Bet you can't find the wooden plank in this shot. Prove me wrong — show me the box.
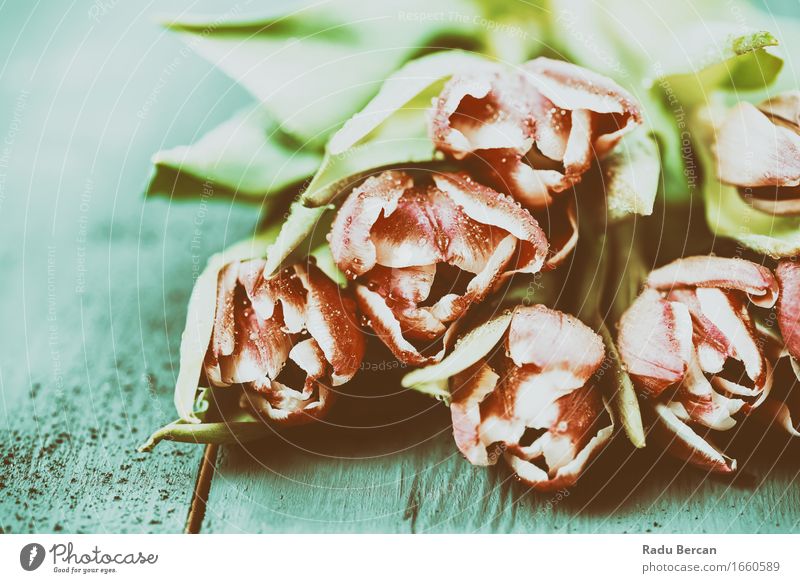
[0,0,254,533]
[203,351,800,533]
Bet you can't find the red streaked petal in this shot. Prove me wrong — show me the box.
[758,91,800,126]
[524,57,640,116]
[210,262,239,357]
[674,352,742,431]
[355,284,441,366]
[506,304,604,382]
[777,260,800,361]
[432,172,548,273]
[363,264,436,304]
[370,188,444,269]
[240,379,333,426]
[289,338,327,380]
[715,101,800,188]
[451,362,501,465]
[646,255,778,308]
[618,289,693,397]
[329,170,412,277]
[506,385,613,490]
[651,404,737,474]
[296,263,364,386]
[694,287,764,384]
[430,70,534,158]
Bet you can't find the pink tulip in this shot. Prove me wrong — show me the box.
[329,170,549,365]
[450,305,612,490]
[204,258,365,425]
[618,256,779,472]
[715,92,800,215]
[429,57,642,208]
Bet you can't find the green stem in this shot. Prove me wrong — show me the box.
[574,217,646,448]
[137,419,270,452]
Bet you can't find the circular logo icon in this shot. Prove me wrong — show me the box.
[20,543,46,571]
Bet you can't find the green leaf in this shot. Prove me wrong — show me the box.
[302,51,495,208]
[597,322,646,448]
[261,202,328,277]
[655,29,782,99]
[604,130,661,221]
[148,106,321,200]
[259,51,497,272]
[162,0,481,145]
[401,311,513,391]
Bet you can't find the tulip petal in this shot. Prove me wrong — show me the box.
[355,284,441,365]
[295,263,365,386]
[506,304,605,382]
[210,262,240,358]
[329,170,413,277]
[674,351,742,431]
[646,255,778,308]
[505,385,613,490]
[758,91,800,126]
[370,187,447,269]
[240,380,333,426]
[777,260,800,361]
[524,57,641,155]
[618,289,694,397]
[363,264,436,304]
[716,101,800,188]
[430,69,535,158]
[694,287,763,384]
[524,57,639,117]
[289,338,328,380]
[652,404,737,474]
[432,172,548,273]
[451,363,501,465]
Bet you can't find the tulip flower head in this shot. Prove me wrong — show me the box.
[429,57,642,208]
[204,258,365,425]
[449,305,612,490]
[329,170,549,365]
[618,256,779,472]
[715,92,800,216]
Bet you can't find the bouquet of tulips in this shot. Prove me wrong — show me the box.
[141,0,800,491]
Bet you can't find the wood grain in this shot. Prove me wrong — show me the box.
[0,0,254,533]
[202,354,800,533]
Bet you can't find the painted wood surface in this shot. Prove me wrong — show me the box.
[202,360,800,533]
[2,0,799,535]
[0,0,254,533]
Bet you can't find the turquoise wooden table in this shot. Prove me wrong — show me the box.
[1,0,799,534]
